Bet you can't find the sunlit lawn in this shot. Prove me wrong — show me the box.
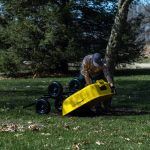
[0,75,150,150]
[139,57,150,63]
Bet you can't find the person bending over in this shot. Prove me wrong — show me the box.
[79,53,114,112]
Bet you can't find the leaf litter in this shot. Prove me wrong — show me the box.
[0,122,44,132]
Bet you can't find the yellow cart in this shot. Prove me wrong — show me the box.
[62,80,113,116]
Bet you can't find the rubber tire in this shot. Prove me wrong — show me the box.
[36,98,51,114]
[48,81,63,98]
[69,78,83,93]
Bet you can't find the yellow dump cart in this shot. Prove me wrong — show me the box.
[62,80,113,116]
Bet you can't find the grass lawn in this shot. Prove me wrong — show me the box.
[139,57,150,63]
[0,75,150,150]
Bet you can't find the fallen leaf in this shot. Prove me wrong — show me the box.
[72,143,81,150]
[73,126,80,131]
[14,133,23,137]
[28,121,33,124]
[58,136,63,140]
[63,124,70,130]
[2,124,17,132]
[138,142,142,145]
[96,141,104,145]
[28,124,41,131]
[125,138,130,141]
[41,133,51,136]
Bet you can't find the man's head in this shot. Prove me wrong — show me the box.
[92,53,103,67]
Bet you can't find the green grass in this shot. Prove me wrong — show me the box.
[0,75,150,150]
[139,57,150,63]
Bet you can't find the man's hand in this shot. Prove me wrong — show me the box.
[109,83,116,94]
[109,83,114,88]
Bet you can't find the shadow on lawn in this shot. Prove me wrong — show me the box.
[0,78,150,117]
[104,109,150,116]
[114,79,150,107]
[68,107,150,117]
[106,78,150,116]
[0,89,46,109]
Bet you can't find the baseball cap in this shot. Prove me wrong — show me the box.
[92,53,103,67]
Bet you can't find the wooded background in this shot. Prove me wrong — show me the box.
[0,0,148,76]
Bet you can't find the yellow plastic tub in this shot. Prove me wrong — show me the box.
[62,80,113,116]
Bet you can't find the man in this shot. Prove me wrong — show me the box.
[81,53,114,86]
[80,53,114,112]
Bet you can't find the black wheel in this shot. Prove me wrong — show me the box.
[48,81,63,98]
[69,78,83,93]
[36,98,51,114]
[55,97,64,112]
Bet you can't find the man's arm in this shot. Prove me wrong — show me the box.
[83,64,92,85]
[103,66,114,87]
[81,56,92,85]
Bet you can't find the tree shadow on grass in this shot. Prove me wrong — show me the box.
[104,109,150,116]
[67,108,150,117]
[103,79,150,116]
[0,89,47,109]
[113,79,150,107]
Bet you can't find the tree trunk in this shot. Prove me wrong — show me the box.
[105,0,133,80]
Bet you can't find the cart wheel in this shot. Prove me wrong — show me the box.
[36,98,51,114]
[55,97,64,112]
[69,78,83,93]
[48,81,63,98]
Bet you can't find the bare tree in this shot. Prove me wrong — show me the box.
[105,0,134,79]
[142,1,150,42]
[140,0,150,56]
